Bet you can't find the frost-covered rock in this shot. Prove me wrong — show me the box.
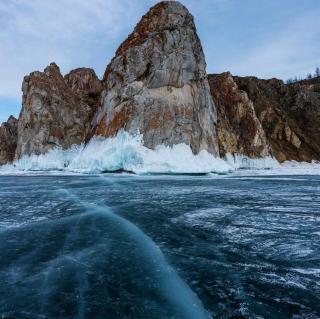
[92,1,218,155]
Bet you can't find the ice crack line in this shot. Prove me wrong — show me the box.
[56,187,211,319]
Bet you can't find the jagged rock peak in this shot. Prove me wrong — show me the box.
[15,63,102,159]
[94,1,218,155]
[6,115,18,126]
[0,115,18,164]
[65,68,101,93]
[114,1,194,58]
[44,62,61,77]
[64,68,102,108]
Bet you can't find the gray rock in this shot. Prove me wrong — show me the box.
[92,1,218,155]
[15,63,102,159]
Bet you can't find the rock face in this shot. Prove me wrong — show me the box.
[15,63,102,159]
[234,76,320,162]
[64,68,102,110]
[209,73,270,158]
[0,116,18,164]
[1,1,319,165]
[92,1,218,155]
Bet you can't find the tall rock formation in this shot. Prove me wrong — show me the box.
[92,1,218,154]
[15,63,102,159]
[0,1,318,166]
[234,76,320,162]
[209,73,270,158]
[0,116,18,164]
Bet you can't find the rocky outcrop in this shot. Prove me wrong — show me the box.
[15,63,102,159]
[92,1,218,155]
[209,73,270,158]
[208,72,320,162]
[64,68,102,109]
[1,1,319,165]
[0,116,18,164]
[234,76,320,162]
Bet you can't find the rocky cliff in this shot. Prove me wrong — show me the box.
[208,73,270,158]
[0,116,18,164]
[0,1,319,166]
[209,73,320,162]
[234,76,320,162]
[15,63,102,159]
[92,1,218,155]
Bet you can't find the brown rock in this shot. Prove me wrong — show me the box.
[15,63,102,159]
[209,72,270,158]
[64,68,102,109]
[92,1,218,155]
[0,116,18,164]
[234,76,320,162]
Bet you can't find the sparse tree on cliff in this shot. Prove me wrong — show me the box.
[315,67,320,78]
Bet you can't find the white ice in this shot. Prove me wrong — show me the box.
[0,131,318,175]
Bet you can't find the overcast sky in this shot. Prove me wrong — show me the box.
[1,0,320,123]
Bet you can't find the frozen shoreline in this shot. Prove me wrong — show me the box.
[0,131,319,176]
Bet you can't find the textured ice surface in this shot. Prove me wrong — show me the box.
[0,131,284,175]
[1,175,319,318]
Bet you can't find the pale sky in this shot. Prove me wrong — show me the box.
[0,0,319,123]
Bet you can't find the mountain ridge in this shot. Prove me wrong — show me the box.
[0,1,319,165]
